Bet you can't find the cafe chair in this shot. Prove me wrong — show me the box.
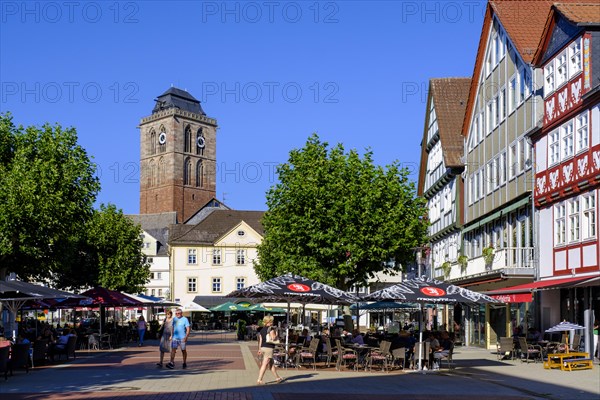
[518,337,542,363]
[297,338,320,370]
[367,340,392,372]
[496,337,515,361]
[9,343,31,375]
[335,339,358,371]
[0,346,10,380]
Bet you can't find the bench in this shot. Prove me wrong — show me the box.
[561,358,593,371]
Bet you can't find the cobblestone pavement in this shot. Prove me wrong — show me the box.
[1,331,598,400]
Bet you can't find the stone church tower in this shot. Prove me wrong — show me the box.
[139,87,217,223]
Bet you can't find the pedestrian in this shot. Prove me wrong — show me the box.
[137,316,147,347]
[167,308,190,369]
[156,310,174,367]
[593,320,599,362]
[256,315,283,385]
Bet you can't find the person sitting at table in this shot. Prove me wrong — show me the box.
[351,329,364,345]
[432,331,452,370]
[527,327,542,342]
[48,329,75,361]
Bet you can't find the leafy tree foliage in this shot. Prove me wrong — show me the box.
[256,134,428,290]
[0,114,149,292]
[0,113,99,281]
[54,204,150,293]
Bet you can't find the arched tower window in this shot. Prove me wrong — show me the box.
[150,129,157,155]
[196,160,204,187]
[158,157,165,185]
[149,159,156,187]
[159,125,167,153]
[184,157,192,186]
[196,128,205,156]
[184,125,192,153]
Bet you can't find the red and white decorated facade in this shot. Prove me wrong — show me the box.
[534,29,599,280]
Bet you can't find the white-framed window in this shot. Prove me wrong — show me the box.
[478,169,484,200]
[151,289,155,296]
[499,151,507,185]
[555,203,566,245]
[486,102,493,135]
[150,272,155,280]
[561,120,574,160]
[569,38,582,78]
[544,63,555,95]
[212,249,222,265]
[236,249,246,265]
[472,113,481,147]
[212,277,222,293]
[147,257,154,264]
[236,277,246,290]
[187,277,197,293]
[582,192,596,240]
[492,157,499,190]
[509,142,518,179]
[157,272,161,280]
[575,111,589,153]
[499,87,506,121]
[187,249,197,265]
[509,76,517,112]
[569,198,580,242]
[555,51,568,88]
[158,289,162,297]
[486,162,493,194]
[486,45,493,76]
[519,138,531,172]
[549,130,560,165]
[468,174,474,205]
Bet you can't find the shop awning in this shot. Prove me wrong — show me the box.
[485,276,595,303]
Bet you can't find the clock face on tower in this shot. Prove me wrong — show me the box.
[158,132,167,144]
[197,136,205,148]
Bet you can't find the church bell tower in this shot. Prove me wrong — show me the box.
[139,87,217,223]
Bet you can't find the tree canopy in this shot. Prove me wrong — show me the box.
[255,134,428,291]
[0,113,149,292]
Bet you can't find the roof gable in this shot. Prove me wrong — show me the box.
[214,221,263,247]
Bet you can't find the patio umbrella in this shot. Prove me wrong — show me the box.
[181,301,210,313]
[545,321,585,332]
[226,273,359,365]
[362,277,500,371]
[0,279,86,339]
[247,303,286,313]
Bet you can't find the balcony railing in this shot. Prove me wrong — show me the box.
[434,247,535,281]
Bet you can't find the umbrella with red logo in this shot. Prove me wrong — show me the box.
[362,278,500,371]
[226,273,359,305]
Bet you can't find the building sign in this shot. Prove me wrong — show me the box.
[535,144,600,200]
[490,293,532,303]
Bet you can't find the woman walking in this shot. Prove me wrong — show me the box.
[137,316,147,347]
[157,310,174,367]
[257,316,283,385]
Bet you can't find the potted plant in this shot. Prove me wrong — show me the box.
[441,261,452,278]
[458,255,468,272]
[236,319,247,341]
[482,245,495,266]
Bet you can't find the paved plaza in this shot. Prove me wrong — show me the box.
[1,331,599,400]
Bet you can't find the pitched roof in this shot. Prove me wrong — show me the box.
[554,2,600,25]
[152,87,205,115]
[462,0,570,136]
[431,78,471,168]
[169,210,265,245]
[128,212,178,230]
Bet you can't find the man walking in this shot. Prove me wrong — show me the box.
[167,308,191,369]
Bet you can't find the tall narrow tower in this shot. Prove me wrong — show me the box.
[139,87,217,223]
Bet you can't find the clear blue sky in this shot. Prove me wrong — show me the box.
[1,1,485,213]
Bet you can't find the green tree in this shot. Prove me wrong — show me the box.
[256,134,427,290]
[53,204,150,293]
[0,113,100,281]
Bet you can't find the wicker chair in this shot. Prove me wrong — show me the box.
[297,338,320,370]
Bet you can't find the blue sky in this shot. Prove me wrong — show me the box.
[1,1,485,213]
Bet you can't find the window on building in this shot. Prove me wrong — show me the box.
[212,277,222,293]
[158,289,162,297]
[147,257,153,263]
[236,277,246,290]
[188,249,197,265]
[150,272,155,280]
[150,130,157,155]
[486,162,493,194]
[569,38,582,78]
[157,272,161,280]
[486,102,493,135]
[499,151,507,185]
[509,142,518,179]
[151,289,155,296]
[549,130,560,165]
[236,249,246,265]
[569,198,580,242]
[212,249,221,265]
[555,203,566,245]
[555,51,568,88]
[561,120,574,160]
[468,175,474,205]
[544,63,554,95]
[184,157,192,186]
[196,161,204,187]
[188,277,197,293]
[499,87,506,121]
[575,111,589,153]
[509,76,517,112]
[582,193,596,240]
[184,125,192,153]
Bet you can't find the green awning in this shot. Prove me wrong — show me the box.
[462,196,530,235]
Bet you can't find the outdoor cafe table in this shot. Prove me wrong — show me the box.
[345,343,377,370]
[544,351,589,370]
